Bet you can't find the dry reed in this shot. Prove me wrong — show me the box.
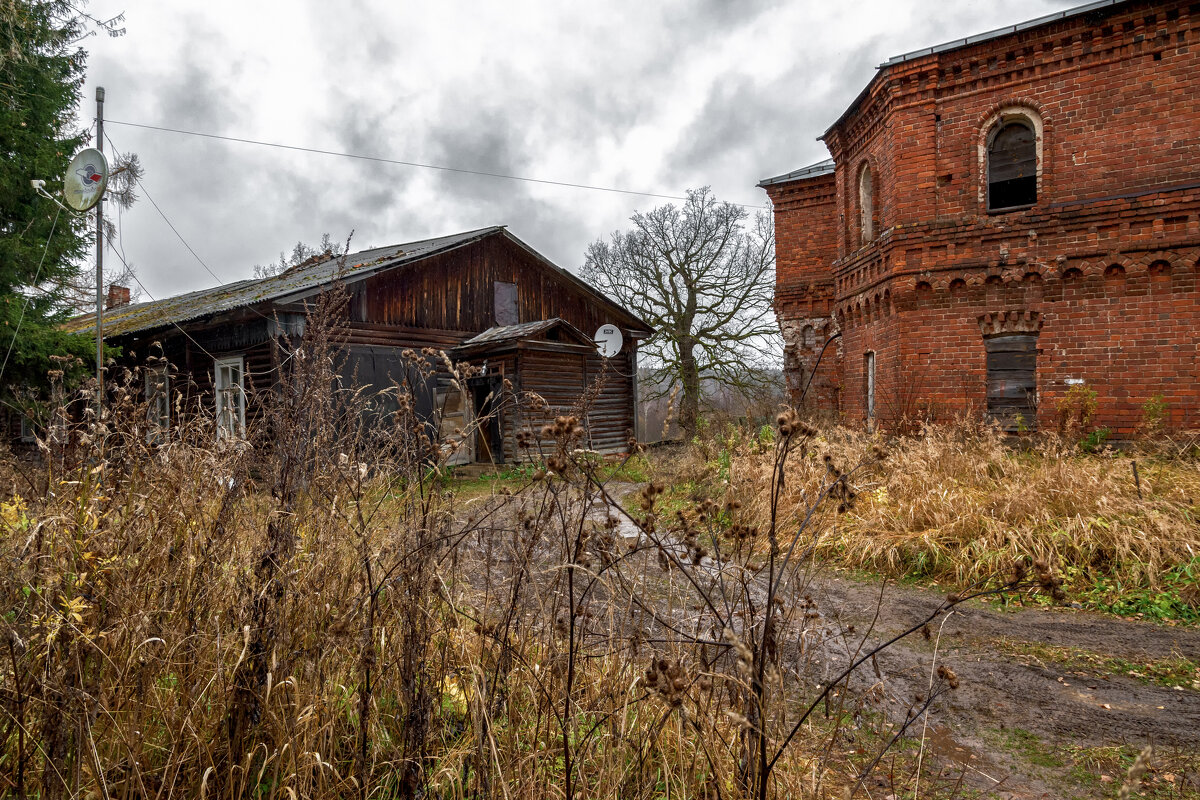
[1,292,1057,799]
[728,418,1200,596]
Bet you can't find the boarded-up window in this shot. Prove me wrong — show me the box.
[985,335,1037,431]
[858,165,875,244]
[987,121,1037,210]
[494,282,518,326]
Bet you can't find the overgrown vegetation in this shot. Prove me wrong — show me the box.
[1,287,1068,798]
[982,728,1200,800]
[658,417,1200,623]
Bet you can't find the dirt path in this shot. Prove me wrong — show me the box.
[591,482,1199,797]
[810,573,1200,798]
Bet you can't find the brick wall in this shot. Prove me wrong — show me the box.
[766,172,843,410]
[767,0,1200,435]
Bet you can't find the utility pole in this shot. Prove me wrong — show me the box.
[95,86,105,412]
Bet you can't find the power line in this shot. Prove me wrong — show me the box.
[103,244,219,363]
[0,205,63,388]
[107,119,764,209]
[84,135,221,358]
[103,132,231,287]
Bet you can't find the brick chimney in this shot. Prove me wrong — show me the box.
[106,284,131,309]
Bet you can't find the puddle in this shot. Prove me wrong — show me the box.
[926,724,979,765]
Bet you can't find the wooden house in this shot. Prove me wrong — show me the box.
[62,227,653,463]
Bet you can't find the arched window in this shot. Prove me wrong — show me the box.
[987,119,1037,210]
[858,164,875,244]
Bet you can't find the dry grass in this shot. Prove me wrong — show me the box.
[3,293,1018,799]
[724,419,1200,614]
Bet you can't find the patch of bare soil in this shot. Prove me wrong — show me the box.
[496,481,1198,798]
[812,573,1200,798]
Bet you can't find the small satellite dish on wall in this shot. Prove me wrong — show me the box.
[63,147,109,212]
[594,324,623,358]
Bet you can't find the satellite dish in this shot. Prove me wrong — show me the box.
[594,324,623,358]
[63,147,109,212]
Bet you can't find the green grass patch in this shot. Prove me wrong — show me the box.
[447,454,653,501]
[1062,743,1200,799]
[1074,557,1200,624]
[984,729,1200,798]
[986,637,1200,691]
[993,727,1067,770]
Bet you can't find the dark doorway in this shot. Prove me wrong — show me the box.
[470,375,505,464]
[985,334,1037,431]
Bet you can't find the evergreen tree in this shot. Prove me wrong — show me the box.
[0,0,96,402]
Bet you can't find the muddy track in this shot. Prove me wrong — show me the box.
[812,574,1200,797]
[590,483,1199,797]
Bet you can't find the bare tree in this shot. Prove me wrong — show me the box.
[583,187,778,437]
[253,232,341,278]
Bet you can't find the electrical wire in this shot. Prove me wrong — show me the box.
[77,139,222,361]
[106,118,766,209]
[101,244,220,363]
[101,133,294,365]
[104,132,278,333]
[103,131,232,288]
[0,205,63,389]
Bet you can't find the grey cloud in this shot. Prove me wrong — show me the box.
[79,0,1084,300]
[662,31,886,197]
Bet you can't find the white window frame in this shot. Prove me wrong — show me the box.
[145,365,170,437]
[864,351,876,421]
[214,355,246,439]
[19,415,35,443]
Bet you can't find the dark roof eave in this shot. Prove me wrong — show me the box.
[64,226,507,339]
[757,158,836,188]
[882,0,1121,67]
[66,225,655,341]
[822,0,1129,143]
[822,75,878,142]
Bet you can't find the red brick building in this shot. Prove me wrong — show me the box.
[761,0,1200,434]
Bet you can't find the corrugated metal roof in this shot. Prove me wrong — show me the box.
[453,317,595,352]
[881,0,1122,67]
[757,158,835,188]
[821,0,1128,139]
[64,227,507,337]
[459,318,565,346]
[767,0,1131,185]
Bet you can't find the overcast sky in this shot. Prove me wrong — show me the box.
[76,0,1078,300]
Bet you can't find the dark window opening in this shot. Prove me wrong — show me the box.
[985,334,1037,432]
[987,120,1037,210]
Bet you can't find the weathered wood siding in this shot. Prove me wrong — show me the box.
[585,352,635,453]
[103,231,645,454]
[358,235,636,338]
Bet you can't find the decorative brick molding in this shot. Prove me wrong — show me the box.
[763,0,1200,434]
[977,310,1043,337]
